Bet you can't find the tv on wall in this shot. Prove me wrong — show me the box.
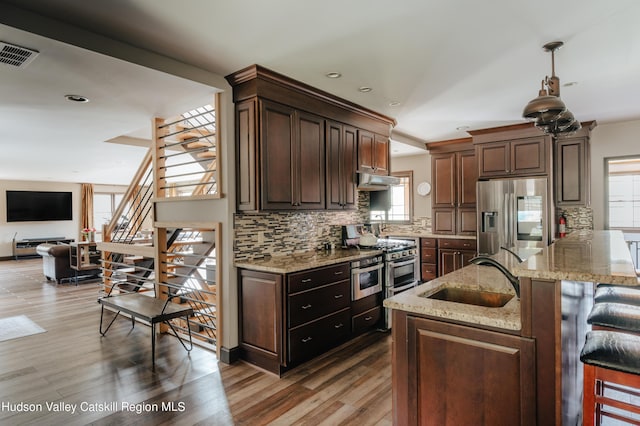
[5,190,73,222]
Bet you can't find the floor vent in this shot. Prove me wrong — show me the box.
[0,42,39,68]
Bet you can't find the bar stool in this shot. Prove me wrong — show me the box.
[594,285,640,306]
[580,330,640,426]
[587,302,640,334]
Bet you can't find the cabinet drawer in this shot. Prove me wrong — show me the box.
[421,238,437,249]
[288,262,349,293]
[289,308,351,362]
[421,264,437,281]
[289,280,350,328]
[438,238,476,250]
[421,248,437,263]
[352,306,381,335]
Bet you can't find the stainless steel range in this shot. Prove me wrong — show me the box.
[341,225,419,329]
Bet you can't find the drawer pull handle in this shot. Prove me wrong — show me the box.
[301,304,312,310]
[302,337,313,343]
[364,316,373,321]
[334,294,343,299]
[301,278,312,283]
[334,323,344,329]
[334,271,343,275]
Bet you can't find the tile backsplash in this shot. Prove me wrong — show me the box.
[562,206,594,232]
[234,192,370,260]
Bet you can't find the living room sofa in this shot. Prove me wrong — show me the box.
[36,243,74,284]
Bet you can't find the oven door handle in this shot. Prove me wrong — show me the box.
[389,258,417,268]
[389,280,419,294]
[352,263,383,275]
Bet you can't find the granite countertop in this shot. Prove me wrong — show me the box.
[513,230,638,285]
[234,248,382,274]
[383,258,521,331]
[384,230,638,331]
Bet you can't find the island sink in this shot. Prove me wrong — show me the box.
[424,287,513,308]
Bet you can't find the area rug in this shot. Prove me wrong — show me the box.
[0,315,46,342]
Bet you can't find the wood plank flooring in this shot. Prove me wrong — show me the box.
[0,259,392,425]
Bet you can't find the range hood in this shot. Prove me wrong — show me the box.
[357,172,400,191]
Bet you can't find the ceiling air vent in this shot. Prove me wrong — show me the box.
[0,41,39,68]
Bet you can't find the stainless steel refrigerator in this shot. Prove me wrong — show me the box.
[477,177,552,255]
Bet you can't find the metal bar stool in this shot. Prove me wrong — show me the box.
[580,330,640,426]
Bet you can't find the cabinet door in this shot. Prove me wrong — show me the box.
[457,150,477,207]
[477,141,510,177]
[457,207,477,235]
[432,208,455,235]
[296,111,325,209]
[260,100,295,210]
[511,136,547,175]
[432,153,456,207]
[460,249,477,269]
[239,269,284,372]
[236,99,257,211]
[555,137,590,206]
[342,126,358,208]
[406,317,536,425]
[438,248,459,276]
[373,133,389,174]
[326,121,357,210]
[358,129,374,171]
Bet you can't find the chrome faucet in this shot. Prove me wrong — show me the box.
[469,256,521,299]
[500,246,524,263]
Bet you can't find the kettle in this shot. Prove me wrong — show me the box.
[359,232,378,247]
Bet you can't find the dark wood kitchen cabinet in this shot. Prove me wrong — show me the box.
[555,124,595,207]
[326,120,358,210]
[430,139,477,235]
[238,262,353,376]
[392,312,536,425]
[226,65,395,212]
[358,130,389,175]
[420,238,437,281]
[438,238,476,276]
[476,136,549,178]
[259,100,325,210]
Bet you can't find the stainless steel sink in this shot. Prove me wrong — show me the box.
[424,287,513,308]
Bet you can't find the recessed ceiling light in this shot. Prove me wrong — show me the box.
[65,94,89,103]
[456,125,469,131]
[389,101,401,107]
[325,72,342,78]
[563,81,578,87]
[358,86,372,93]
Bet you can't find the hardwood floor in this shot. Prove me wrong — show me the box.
[0,259,392,425]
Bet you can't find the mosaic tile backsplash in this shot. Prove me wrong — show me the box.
[233,192,434,261]
[562,206,594,232]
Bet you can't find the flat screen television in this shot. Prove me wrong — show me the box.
[6,190,73,222]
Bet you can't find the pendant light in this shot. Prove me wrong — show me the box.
[522,41,580,137]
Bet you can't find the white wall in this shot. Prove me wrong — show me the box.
[390,152,432,218]
[0,180,81,258]
[590,119,640,230]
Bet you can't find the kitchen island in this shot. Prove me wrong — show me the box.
[384,230,637,425]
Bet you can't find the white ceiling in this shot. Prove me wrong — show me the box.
[1,0,640,184]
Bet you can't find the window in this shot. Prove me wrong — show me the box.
[607,157,640,230]
[370,171,413,223]
[93,192,124,241]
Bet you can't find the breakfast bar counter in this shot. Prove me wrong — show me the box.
[385,230,637,425]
